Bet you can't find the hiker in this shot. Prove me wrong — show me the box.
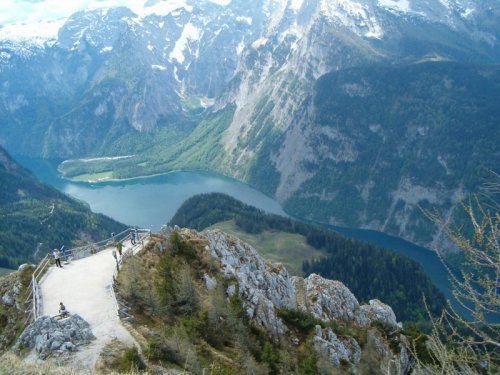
[133,228,139,244]
[130,230,136,245]
[111,232,115,243]
[116,242,123,256]
[59,302,68,317]
[53,248,62,268]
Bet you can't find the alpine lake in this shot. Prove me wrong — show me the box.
[17,157,459,314]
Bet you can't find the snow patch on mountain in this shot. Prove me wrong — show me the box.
[143,0,193,16]
[290,0,305,11]
[152,64,167,70]
[251,37,268,49]
[378,0,411,13]
[461,7,475,18]
[169,23,201,64]
[236,40,245,54]
[207,0,232,5]
[321,0,384,39]
[236,16,253,25]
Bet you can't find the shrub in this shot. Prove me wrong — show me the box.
[277,308,323,334]
[120,346,146,372]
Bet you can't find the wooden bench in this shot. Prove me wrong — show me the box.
[53,312,70,320]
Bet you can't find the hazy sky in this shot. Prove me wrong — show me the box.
[0,0,232,25]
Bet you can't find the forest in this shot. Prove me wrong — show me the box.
[0,147,126,268]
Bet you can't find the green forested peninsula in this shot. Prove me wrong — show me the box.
[170,193,445,324]
[0,147,126,268]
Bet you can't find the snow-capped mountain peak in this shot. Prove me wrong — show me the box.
[0,19,66,48]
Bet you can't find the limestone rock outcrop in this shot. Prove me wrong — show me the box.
[360,299,399,327]
[205,230,399,329]
[202,229,407,370]
[15,314,95,359]
[314,325,362,366]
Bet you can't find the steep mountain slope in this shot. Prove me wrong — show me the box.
[279,62,500,248]
[1,0,499,249]
[0,147,126,268]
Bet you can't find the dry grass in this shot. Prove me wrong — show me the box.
[0,351,166,375]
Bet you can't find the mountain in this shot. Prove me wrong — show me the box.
[0,146,126,268]
[0,0,499,249]
[279,62,500,248]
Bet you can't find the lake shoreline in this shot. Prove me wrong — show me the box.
[17,156,461,314]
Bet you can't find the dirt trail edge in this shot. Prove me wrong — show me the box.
[39,240,143,371]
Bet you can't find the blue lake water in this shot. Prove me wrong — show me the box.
[16,158,285,231]
[17,157,462,315]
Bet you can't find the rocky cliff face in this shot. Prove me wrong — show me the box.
[200,229,409,372]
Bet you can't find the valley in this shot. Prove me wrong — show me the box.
[1,0,498,251]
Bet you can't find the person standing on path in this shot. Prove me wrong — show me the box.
[53,248,63,268]
[130,229,136,245]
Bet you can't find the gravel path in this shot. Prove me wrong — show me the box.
[39,240,143,371]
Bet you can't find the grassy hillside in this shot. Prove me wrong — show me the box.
[207,220,327,276]
[0,268,14,277]
[170,193,446,324]
[0,147,127,268]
